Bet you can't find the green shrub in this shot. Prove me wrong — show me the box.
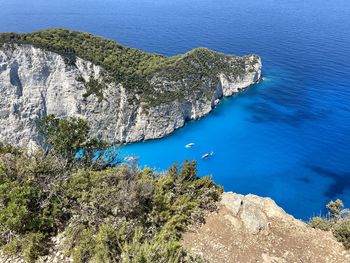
[308,216,334,231]
[120,227,185,263]
[0,29,252,106]
[0,181,43,233]
[333,220,350,249]
[0,116,222,262]
[70,227,96,263]
[327,199,344,219]
[92,224,121,262]
[2,232,45,263]
[39,114,109,161]
[21,233,46,263]
[83,78,106,102]
[61,161,221,262]
[308,199,350,250]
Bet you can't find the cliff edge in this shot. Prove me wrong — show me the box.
[1,192,348,263]
[182,192,350,263]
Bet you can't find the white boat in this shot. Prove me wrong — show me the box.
[201,151,214,159]
[185,142,195,148]
[124,156,137,162]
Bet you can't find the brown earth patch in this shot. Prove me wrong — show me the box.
[182,192,350,263]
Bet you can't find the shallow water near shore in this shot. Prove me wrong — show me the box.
[1,0,350,219]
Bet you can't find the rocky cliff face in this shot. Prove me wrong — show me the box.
[0,44,261,148]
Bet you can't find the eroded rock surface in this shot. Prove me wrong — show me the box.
[182,192,350,263]
[0,44,262,148]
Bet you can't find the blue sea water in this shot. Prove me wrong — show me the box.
[1,0,350,219]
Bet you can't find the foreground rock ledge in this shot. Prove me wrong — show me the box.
[182,192,350,263]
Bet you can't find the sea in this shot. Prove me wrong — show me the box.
[1,0,349,220]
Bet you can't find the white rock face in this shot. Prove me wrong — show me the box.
[221,192,303,234]
[0,44,262,147]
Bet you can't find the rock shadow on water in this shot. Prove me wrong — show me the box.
[305,165,350,199]
[245,102,331,127]
[297,176,311,184]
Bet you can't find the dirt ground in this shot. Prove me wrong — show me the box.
[182,193,350,263]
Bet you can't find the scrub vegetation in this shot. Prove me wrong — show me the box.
[309,199,350,249]
[0,115,222,262]
[0,28,250,106]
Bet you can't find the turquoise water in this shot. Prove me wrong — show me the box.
[1,0,350,219]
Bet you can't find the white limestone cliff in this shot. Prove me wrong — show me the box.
[0,44,262,148]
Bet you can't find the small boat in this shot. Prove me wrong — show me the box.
[124,156,137,162]
[185,143,195,148]
[201,151,214,159]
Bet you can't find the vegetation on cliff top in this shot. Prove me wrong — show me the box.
[0,29,253,105]
[0,115,222,262]
[309,199,350,249]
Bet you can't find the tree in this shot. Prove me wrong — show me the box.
[39,115,111,166]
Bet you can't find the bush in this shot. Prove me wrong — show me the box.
[62,161,222,262]
[308,217,334,231]
[333,220,350,249]
[308,199,350,250]
[39,114,110,163]
[327,199,344,219]
[1,232,45,263]
[0,116,222,262]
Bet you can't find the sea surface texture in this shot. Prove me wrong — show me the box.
[1,0,349,219]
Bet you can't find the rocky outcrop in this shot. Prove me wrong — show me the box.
[182,192,350,263]
[0,44,262,148]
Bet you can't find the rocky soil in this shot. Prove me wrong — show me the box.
[182,192,350,263]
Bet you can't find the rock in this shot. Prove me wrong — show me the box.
[221,192,270,234]
[240,198,269,234]
[262,253,287,263]
[0,44,262,147]
[182,192,350,263]
[221,193,243,216]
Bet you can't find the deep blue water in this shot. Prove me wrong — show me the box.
[1,0,350,219]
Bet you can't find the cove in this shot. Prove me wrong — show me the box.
[120,62,350,220]
[1,0,349,219]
